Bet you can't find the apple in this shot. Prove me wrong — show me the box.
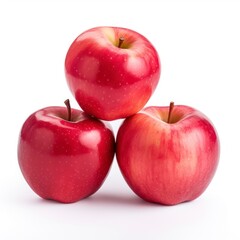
[65,26,160,120]
[18,100,115,203]
[116,102,220,205]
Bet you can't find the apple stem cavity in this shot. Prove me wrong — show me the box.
[118,37,125,48]
[167,102,174,124]
[64,99,72,121]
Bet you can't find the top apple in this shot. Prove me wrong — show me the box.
[65,26,161,120]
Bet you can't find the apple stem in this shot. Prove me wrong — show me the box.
[118,37,124,48]
[167,102,174,123]
[64,99,72,121]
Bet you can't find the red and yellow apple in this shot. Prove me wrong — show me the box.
[116,102,220,205]
[18,100,115,203]
[65,26,160,120]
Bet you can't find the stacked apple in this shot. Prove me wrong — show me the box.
[18,26,220,205]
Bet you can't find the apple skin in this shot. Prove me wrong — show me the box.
[65,26,160,120]
[116,104,220,205]
[18,106,115,203]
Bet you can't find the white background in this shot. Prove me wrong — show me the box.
[0,0,239,239]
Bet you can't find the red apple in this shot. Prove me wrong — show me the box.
[65,26,160,120]
[116,102,220,205]
[18,100,115,203]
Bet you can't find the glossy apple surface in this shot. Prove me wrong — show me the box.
[116,104,220,205]
[65,26,160,120]
[18,105,115,203]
